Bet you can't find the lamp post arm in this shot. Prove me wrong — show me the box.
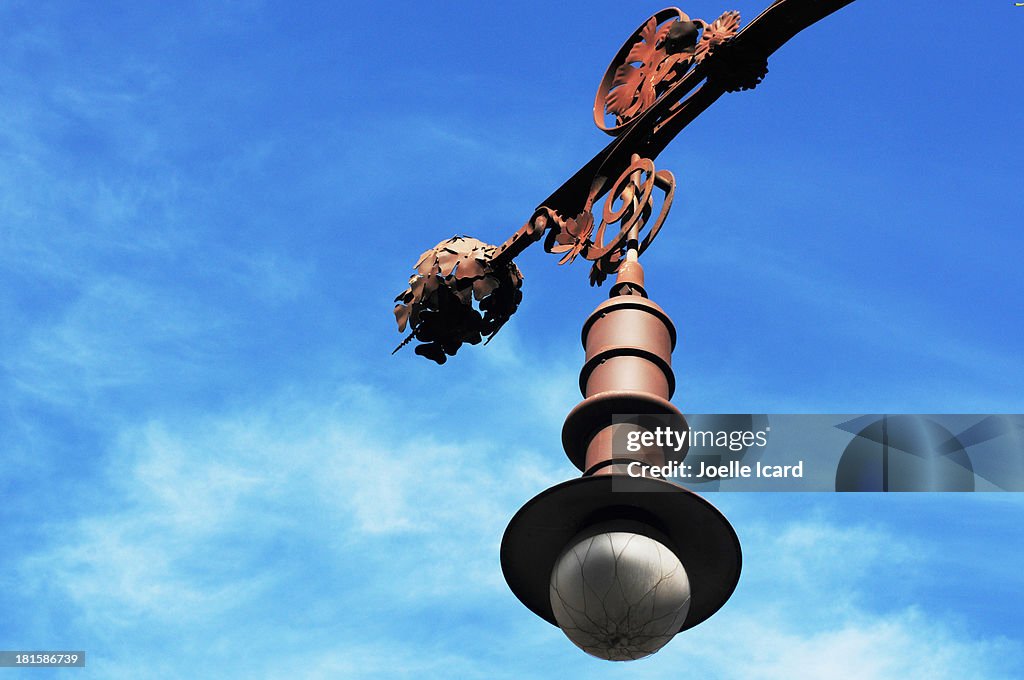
[394,0,857,363]
[492,0,854,267]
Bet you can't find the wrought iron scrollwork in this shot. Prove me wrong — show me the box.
[537,155,676,286]
[392,156,674,363]
[394,2,855,361]
[594,8,741,134]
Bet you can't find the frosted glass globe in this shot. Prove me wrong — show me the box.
[549,531,691,661]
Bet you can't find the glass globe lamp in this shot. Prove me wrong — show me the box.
[548,530,691,661]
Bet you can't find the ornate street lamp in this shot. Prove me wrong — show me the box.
[394,0,855,661]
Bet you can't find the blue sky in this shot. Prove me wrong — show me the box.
[1,0,1022,677]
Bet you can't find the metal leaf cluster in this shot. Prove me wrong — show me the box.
[393,236,523,364]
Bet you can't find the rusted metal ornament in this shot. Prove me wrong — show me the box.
[395,1,857,361]
[593,8,742,135]
[584,156,676,286]
[594,8,693,135]
[393,236,523,364]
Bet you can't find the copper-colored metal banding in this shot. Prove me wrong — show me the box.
[579,295,677,402]
[580,296,677,350]
[562,390,682,471]
[582,457,650,476]
[579,347,675,400]
[583,421,682,473]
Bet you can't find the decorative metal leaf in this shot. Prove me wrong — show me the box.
[695,11,741,63]
[606,65,644,118]
[608,19,660,119]
[458,257,487,280]
[415,248,436,274]
[550,211,595,265]
[436,246,460,277]
[605,17,696,125]
[472,275,499,301]
[394,302,410,333]
[651,52,690,86]
[706,11,740,42]
[624,18,660,67]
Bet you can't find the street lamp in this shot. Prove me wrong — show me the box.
[394,0,855,661]
[499,248,741,662]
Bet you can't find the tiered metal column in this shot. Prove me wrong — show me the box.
[500,258,742,656]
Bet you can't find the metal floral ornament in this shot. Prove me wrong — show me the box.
[394,2,854,362]
[393,236,523,364]
[594,9,741,133]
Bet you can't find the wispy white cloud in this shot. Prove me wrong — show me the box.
[641,509,1022,680]
[3,276,229,407]
[18,380,567,636]
[671,607,1020,680]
